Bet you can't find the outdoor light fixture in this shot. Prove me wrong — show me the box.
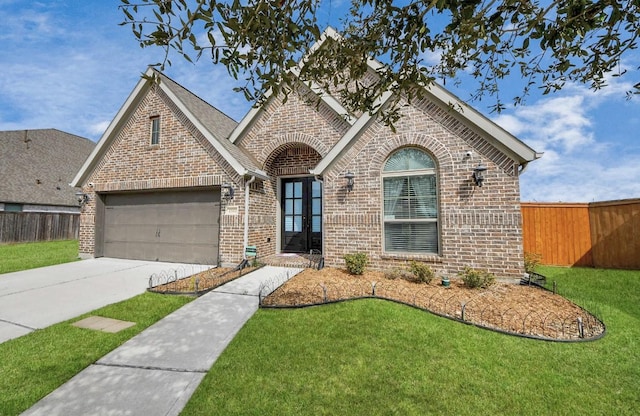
[75,191,89,206]
[472,164,487,187]
[344,171,355,192]
[221,183,235,200]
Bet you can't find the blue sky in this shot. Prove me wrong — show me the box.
[1,0,639,202]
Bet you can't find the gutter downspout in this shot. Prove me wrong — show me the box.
[243,175,256,259]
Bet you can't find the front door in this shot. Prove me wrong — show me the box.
[281,177,322,253]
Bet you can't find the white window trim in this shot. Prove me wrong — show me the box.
[381,150,440,256]
[150,116,160,145]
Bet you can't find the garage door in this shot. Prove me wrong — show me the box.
[103,190,220,264]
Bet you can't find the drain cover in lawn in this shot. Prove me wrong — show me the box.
[72,316,135,333]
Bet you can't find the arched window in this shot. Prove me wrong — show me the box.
[382,147,438,254]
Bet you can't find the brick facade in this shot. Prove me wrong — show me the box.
[238,89,525,278]
[78,72,528,278]
[78,85,244,264]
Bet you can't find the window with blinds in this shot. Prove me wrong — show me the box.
[150,116,160,145]
[382,148,438,254]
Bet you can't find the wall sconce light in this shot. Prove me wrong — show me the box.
[344,172,355,192]
[75,191,89,206]
[221,183,235,200]
[472,164,487,187]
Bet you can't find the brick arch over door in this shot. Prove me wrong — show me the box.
[368,133,454,177]
[259,133,329,167]
[264,143,323,177]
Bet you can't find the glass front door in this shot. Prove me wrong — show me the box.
[281,177,322,253]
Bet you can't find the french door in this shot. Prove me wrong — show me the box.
[281,177,322,253]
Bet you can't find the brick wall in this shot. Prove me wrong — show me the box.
[237,87,346,263]
[80,77,526,278]
[78,85,245,263]
[239,88,525,278]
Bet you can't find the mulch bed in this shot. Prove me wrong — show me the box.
[261,268,605,341]
[149,266,258,295]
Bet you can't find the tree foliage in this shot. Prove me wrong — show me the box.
[120,0,640,117]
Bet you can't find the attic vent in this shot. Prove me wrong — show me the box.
[23,130,31,149]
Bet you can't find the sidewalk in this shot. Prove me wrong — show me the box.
[22,266,301,416]
[0,258,211,344]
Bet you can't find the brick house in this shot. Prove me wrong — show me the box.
[72,29,540,278]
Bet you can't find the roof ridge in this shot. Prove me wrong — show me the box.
[153,68,238,125]
[0,128,96,144]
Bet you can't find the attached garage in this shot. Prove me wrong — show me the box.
[100,189,220,264]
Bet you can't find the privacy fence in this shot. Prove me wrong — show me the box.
[0,212,80,243]
[522,199,640,269]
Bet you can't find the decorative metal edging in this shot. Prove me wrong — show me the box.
[260,296,606,343]
[147,263,265,297]
[258,275,606,343]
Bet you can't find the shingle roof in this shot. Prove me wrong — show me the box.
[156,72,237,141]
[73,68,267,187]
[230,26,541,173]
[0,129,95,206]
[156,71,265,177]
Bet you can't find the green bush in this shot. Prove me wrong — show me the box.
[524,252,542,274]
[409,261,435,284]
[459,267,495,289]
[343,252,369,275]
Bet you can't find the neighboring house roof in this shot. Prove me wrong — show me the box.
[229,26,542,174]
[72,68,267,187]
[0,129,95,207]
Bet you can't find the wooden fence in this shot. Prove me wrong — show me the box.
[522,199,640,269]
[0,212,80,243]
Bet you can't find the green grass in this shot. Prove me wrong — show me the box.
[0,292,192,416]
[182,267,640,415]
[0,240,79,274]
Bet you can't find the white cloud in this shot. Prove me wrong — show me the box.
[500,82,640,202]
[0,6,62,42]
[495,94,594,152]
[87,120,111,137]
[0,0,256,139]
[521,152,640,202]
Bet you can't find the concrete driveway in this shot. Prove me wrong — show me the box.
[0,258,211,344]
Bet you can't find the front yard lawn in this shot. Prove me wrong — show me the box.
[182,266,639,415]
[0,240,79,274]
[0,292,193,416]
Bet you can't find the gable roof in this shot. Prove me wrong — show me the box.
[228,27,541,174]
[72,68,267,187]
[0,129,95,207]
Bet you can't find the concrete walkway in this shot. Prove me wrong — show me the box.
[22,266,301,416]
[0,258,210,344]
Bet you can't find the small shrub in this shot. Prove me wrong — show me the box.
[409,261,435,284]
[384,268,413,281]
[343,252,369,275]
[524,252,543,274]
[459,267,495,289]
